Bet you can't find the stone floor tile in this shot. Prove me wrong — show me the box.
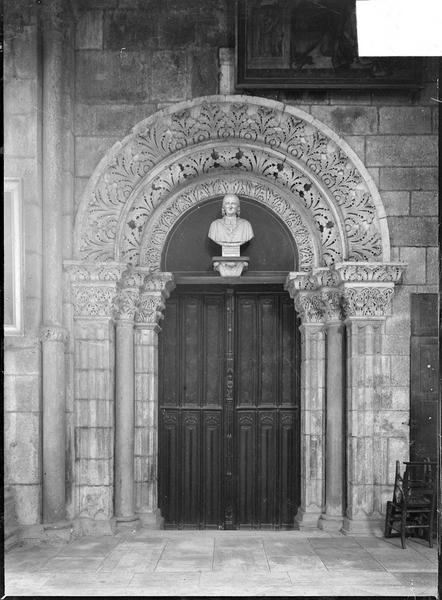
[263,538,316,555]
[267,554,327,571]
[38,556,105,572]
[308,535,361,548]
[391,570,438,589]
[155,555,213,572]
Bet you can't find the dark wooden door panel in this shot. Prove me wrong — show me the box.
[159,286,300,529]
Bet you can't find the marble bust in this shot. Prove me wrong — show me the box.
[208,194,254,246]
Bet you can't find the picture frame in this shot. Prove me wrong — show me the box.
[236,0,422,90]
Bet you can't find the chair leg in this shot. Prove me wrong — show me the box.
[400,510,407,549]
[384,504,392,538]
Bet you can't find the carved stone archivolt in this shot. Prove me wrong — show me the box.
[74,96,390,269]
[286,262,405,323]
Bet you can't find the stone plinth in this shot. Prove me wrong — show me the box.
[212,257,249,277]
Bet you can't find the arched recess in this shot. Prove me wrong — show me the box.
[74,95,391,267]
[68,96,405,534]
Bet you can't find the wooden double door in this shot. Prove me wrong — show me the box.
[158,285,300,529]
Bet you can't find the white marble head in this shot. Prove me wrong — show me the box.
[221,193,240,217]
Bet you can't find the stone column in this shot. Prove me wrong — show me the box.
[114,269,144,525]
[303,266,346,532]
[286,273,326,528]
[66,261,125,535]
[134,272,175,528]
[336,262,405,535]
[41,0,68,525]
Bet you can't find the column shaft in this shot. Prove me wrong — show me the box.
[319,321,344,530]
[41,0,67,524]
[115,320,136,520]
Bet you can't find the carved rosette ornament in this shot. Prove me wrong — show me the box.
[135,273,175,329]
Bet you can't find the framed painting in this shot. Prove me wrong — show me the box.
[4,178,24,335]
[236,0,422,90]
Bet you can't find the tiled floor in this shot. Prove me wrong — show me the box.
[4,529,438,597]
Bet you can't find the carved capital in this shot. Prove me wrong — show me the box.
[321,289,342,322]
[114,268,145,321]
[72,285,117,318]
[335,262,405,284]
[135,272,175,326]
[294,291,325,323]
[342,286,394,319]
[285,271,317,298]
[40,325,68,343]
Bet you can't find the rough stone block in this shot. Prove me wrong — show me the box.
[283,91,329,106]
[76,50,150,103]
[399,247,426,284]
[366,135,438,167]
[75,103,157,136]
[366,167,379,186]
[391,387,409,411]
[76,399,113,427]
[190,47,219,98]
[387,438,409,479]
[75,426,113,459]
[158,7,197,48]
[389,216,438,247]
[379,107,432,134]
[10,484,41,525]
[4,374,41,412]
[426,247,438,285]
[311,106,377,135]
[75,369,111,401]
[410,191,438,216]
[5,114,38,158]
[4,345,40,375]
[380,167,438,191]
[329,91,371,105]
[5,412,41,484]
[103,8,157,50]
[371,90,413,105]
[4,78,38,115]
[74,177,89,211]
[75,136,119,177]
[76,10,103,49]
[380,191,409,216]
[343,136,365,160]
[78,458,112,486]
[7,25,39,78]
[23,296,43,336]
[24,203,42,255]
[150,51,188,101]
[383,334,409,356]
[390,355,410,387]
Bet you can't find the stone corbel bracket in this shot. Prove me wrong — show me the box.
[135,272,176,331]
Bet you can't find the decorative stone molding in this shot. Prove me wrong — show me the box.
[74,96,390,268]
[65,261,126,319]
[321,290,342,322]
[341,287,395,319]
[136,176,319,270]
[135,273,175,327]
[40,325,68,343]
[114,268,145,321]
[294,292,325,323]
[334,262,405,283]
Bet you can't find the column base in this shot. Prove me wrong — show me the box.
[295,509,322,530]
[136,509,164,529]
[43,520,73,543]
[342,516,384,536]
[74,517,117,537]
[116,515,141,531]
[318,514,344,532]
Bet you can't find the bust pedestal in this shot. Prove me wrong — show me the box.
[212,256,249,277]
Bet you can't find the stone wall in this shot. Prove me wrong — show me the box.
[4,2,43,525]
[4,0,438,528]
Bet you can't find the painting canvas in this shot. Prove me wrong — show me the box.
[236,0,422,89]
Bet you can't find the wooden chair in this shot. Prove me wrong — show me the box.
[384,459,437,549]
